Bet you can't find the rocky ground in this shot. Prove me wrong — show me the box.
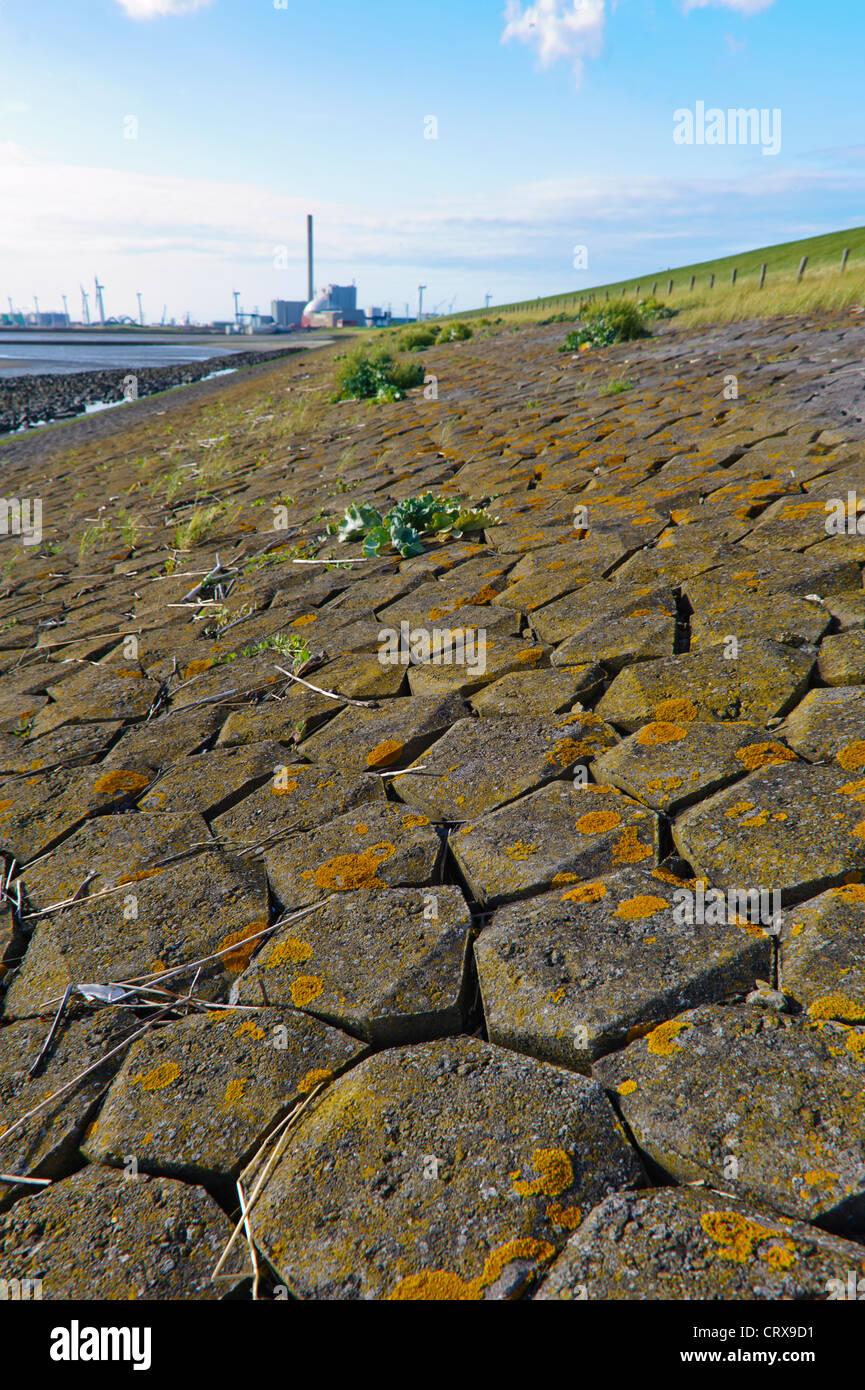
[1,308,865,1300]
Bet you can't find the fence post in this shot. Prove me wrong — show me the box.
[759,263,767,289]
[731,267,737,285]
[689,275,696,290]
[668,279,674,295]
[652,282,657,295]
[841,248,850,273]
[709,274,714,289]
[797,256,808,281]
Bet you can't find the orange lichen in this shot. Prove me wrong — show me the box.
[700,1211,781,1263]
[290,614,318,627]
[222,1079,246,1108]
[402,813,430,829]
[181,659,216,679]
[646,1019,690,1056]
[636,722,688,746]
[366,740,405,769]
[836,741,865,772]
[736,742,797,771]
[290,975,324,1007]
[618,1079,637,1096]
[576,809,622,835]
[807,994,865,1022]
[218,920,269,974]
[268,937,314,968]
[312,842,395,890]
[613,894,667,920]
[133,1061,180,1092]
[271,778,299,797]
[561,881,607,903]
[653,698,698,722]
[93,770,150,797]
[547,738,592,767]
[836,882,865,902]
[546,1203,582,1231]
[387,1238,555,1301]
[233,1020,265,1041]
[512,1148,574,1198]
[611,826,652,865]
[298,1067,333,1094]
[504,841,538,860]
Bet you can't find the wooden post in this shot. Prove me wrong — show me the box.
[689,275,695,290]
[709,274,714,289]
[635,285,640,296]
[759,263,767,289]
[652,281,657,295]
[731,267,737,285]
[841,248,850,273]
[668,279,674,295]
[797,256,808,281]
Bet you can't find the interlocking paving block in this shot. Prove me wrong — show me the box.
[785,686,865,763]
[592,720,795,814]
[30,666,163,734]
[470,665,605,717]
[376,602,522,638]
[674,762,865,898]
[100,704,226,770]
[137,740,284,817]
[530,580,676,647]
[594,1004,865,1234]
[390,715,619,821]
[689,590,831,650]
[405,635,550,699]
[507,538,627,586]
[2,851,270,1021]
[299,693,467,774]
[253,1037,644,1300]
[533,1187,865,1301]
[683,547,861,607]
[450,782,660,907]
[780,883,865,1023]
[211,762,383,848]
[0,764,156,861]
[0,1012,131,1204]
[264,802,443,910]
[377,578,508,626]
[476,869,770,1071]
[0,720,125,775]
[20,811,212,911]
[83,1008,366,1182]
[552,611,676,672]
[596,640,814,733]
[0,1164,244,1298]
[235,886,472,1043]
[818,630,865,686]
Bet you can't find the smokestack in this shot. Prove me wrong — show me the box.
[307,215,314,302]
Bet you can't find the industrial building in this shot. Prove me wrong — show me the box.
[301,283,364,328]
[271,299,307,328]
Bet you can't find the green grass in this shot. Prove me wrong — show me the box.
[454,225,865,327]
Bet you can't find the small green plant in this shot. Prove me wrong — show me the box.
[560,300,651,350]
[174,502,234,552]
[397,326,440,351]
[219,632,312,669]
[599,377,636,396]
[330,493,497,558]
[438,321,473,342]
[332,346,425,403]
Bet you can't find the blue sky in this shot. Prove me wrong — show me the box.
[0,0,862,321]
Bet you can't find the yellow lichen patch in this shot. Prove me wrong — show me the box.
[552,872,579,886]
[515,647,544,665]
[512,1148,574,1198]
[233,1020,265,1041]
[312,842,395,891]
[800,1169,836,1193]
[221,1079,246,1108]
[845,1031,865,1059]
[740,810,770,828]
[402,813,430,829]
[835,882,865,902]
[618,1079,637,1095]
[611,826,652,865]
[646,776,683,793]
[736,742,797,771]
[504,841,538,860]
[636,722,688,747]
[853,821,865,841]
[387,1238,554,1301]
[133,1061,180,1092]
[290,974,324,1008]
[92,770,150,797]
[651,867,692,887]
[653,698,698,723]
[546,1202,582,1231]
[354,824,369,836]
[181,658,216,679]
[290,613,318,627]
[561,881,607,903]
[298,1067,333,1094]
[271,778,299,797]
[117,868,162,885]
[366,740,404,769]
[218,920,269,974]
[613,894,667,920]
[765,1243,797,1271]
[807,994,865,1023]
[546,738,592,767]
[700,1211,780,1263]
[836,741,865,772]
[646,1019,690,1056]
[268,936,314,968]
[839,778,865,802]
[724,802,755,819]
[575,809,622,836]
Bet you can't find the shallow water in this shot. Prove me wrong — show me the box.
[0,332,274,377]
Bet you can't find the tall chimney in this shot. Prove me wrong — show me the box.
[307,215,314,302]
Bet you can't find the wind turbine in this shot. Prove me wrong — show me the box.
[94,276,106,326]
[136,292,144,327]
[62,294,69,322]
[80,285,90,325]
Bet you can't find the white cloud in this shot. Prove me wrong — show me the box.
[682,0,776,15]
[114,0,215,19]
[501,0,607,83]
